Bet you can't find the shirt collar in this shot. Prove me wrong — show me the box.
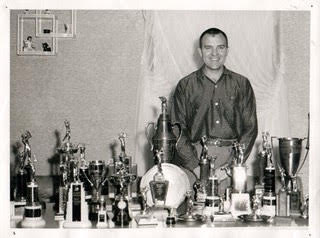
[197,65,230,81]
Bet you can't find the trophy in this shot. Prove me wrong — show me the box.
[14,131,33,204]
[259,132,276,217]
[96,196,109,228]
[222,142,251,217]
[78,144,91,197]
[63,146,92,228]
[149,149,169,207]
[203,155,220,216]
[109,165,137,227]
[272,136,308,216]
[135,186,158,226]
[146,96,182,163]
[55,120,79,220]
[107,133,138,199]
[193,136,210,203]
[20,132,46,228]
[86,160,108,221]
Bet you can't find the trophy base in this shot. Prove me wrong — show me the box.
[96,222,109,228]
[54,213,65,221]
[289,191,301,213]
[135,214,158,226]
[21,216,46,228]
[63,220,92,228]
[276,190,290,216]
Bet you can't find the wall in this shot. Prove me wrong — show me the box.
[10,10,310,197]
[10,10,145,175]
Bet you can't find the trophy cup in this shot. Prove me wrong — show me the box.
[20,132,46,228]
[272,136,308,216]
[86,160,108,221]
[146,96,182,163]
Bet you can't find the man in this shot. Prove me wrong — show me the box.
[170,28,258,190]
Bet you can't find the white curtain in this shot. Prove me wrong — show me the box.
[135,11,289,175]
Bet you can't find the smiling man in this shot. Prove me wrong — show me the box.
[170,28,258,192]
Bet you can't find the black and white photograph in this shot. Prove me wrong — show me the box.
[1,0,320,237]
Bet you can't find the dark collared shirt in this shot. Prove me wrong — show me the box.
[170,66,258,170]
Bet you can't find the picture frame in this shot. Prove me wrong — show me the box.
[17,13,57,56]
[36,10,77,38]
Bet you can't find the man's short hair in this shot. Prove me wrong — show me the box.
[199,28,228,48]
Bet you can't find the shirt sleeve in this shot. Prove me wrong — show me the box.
[238,80,258,161]
[170,81,199,170]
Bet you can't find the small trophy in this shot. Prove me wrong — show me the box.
[96,196,109,228]
[149,149,169,207]
[109,167,136,227]
[135,186,158,226]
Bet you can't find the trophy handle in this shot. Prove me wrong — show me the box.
[145,122,155,151]
[172,122,182,148]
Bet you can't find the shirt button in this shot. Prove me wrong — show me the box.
[215,85,218,88]
[216,120,220,124]
[214,102,219,106]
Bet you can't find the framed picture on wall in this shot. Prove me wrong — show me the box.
[17,13,57,56]
[36,10,77,38]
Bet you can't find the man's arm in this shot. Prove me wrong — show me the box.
[170,82,199,171]
[238,80,258,161]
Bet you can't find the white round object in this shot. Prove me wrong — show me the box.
[140,163,191,209]
[21,217,46,228]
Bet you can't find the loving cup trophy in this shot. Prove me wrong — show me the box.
[272,136,308,216]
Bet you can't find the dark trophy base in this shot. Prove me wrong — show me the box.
[289,191,301,215]
[166,216,176,226]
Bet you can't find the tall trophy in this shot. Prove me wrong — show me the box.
[193,136,210,203]
[55,120,78,220]
[63,145,92,228]
[107,133,138,199]
[272,136,308,216]
[146,96,182,163]
[259,132,276,217]
[20,131,46,228]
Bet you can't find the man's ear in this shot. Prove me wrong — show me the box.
[198,47,203,58]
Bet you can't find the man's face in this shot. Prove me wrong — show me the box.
[198,33,228,71]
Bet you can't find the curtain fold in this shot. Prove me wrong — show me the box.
[135,11,289,175]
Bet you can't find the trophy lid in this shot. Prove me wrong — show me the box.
[140,163,190,209]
